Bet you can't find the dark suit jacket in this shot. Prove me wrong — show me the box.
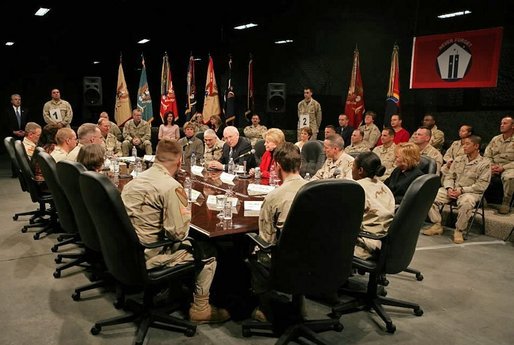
[4,106,29,140]
[219,137,256,171]
[336,125,354,147]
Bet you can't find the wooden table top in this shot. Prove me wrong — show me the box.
[117,167,269,238]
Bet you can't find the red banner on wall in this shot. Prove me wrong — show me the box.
[410,27,503,89]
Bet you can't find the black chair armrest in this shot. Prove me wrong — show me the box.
[358,231,388,241]
[141,238,181,249]
[246,233,275,250]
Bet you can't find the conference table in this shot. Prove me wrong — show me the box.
[117,166,269,238]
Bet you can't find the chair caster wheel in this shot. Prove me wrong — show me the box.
[21,227,28,233]
[333,322,344,332]
[386,323,396,333]
[57,235,65,242]
[51,246,58,253]
[416,273,424,281]
[13,215,18,220]
[55,256,62,264]
[33,234,40,240]
[113,298,124,309]
[53,271,61,278]
[72,292,80,301]
[414,308,424,316]
[90,325,101,335]
[184,327,196,337]
[242,328,251,337]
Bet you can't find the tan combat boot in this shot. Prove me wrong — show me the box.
[189,294,230,324]
[423,223,443,236]
[453,229,464,244]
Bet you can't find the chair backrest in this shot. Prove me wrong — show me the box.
[419,155,437,174]
[300,140,325,177]
[79,171,148,286]
[382,174,440,274]
[4,137,27,191]
[36,150,78,234]
[195,131,204,142]
[271,180,365,295]
[253,139,266,165]
[347,151,361,158]
[13,140,41,203]
[57,161,101,252]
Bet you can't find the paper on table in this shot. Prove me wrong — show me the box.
[244,200,263,217]
[206,194,238,208]
[119,156,136,163]
[220,172,236,185]
[191,165,204,176]
[188,189,202,203]
[143,155,155,162]
[247,184,276,196]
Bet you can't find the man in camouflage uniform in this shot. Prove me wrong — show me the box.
[424,136,491,243]
[413,126,443,174]
[410,113,445,151]
[311,134,354,180]
[243,114,267,147]
[442,125,473,175]
[121,139,229,323]
[373,128,396,181]
[99,111,123,141]
[98,118,121,156]
[358,111,381,149]
[203,129,224,164]
[484,116,514,214]
[345,129,371,155]
[122,108,152,156]
[297,87,322,141]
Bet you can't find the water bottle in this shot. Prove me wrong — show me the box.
[228,157,235,175]
[304,172,311,181]
[254,167,261,179]
[191,152,196,167]
[132,146,137,158]
[134,157,142,177]
[184,177,192,202]
[269,164,276,186]
[112,156,119,176]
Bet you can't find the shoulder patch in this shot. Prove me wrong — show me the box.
[176,187,188,206]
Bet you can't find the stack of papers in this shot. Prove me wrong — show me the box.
[247,184,275,196]
[244,201,263,217]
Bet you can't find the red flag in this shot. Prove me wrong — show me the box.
[385,44,400,124]
[344,48,365,128]
[159,53,179,122]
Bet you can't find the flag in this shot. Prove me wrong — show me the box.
[385,44,400,125]
[159,53,179,123]
[114,57,132,126]
[344,47,365,128]
[202,56,221,123]
[224,56,236,125]
[185,53,197,121]
[245,55,254,122]
[137,55,153,122]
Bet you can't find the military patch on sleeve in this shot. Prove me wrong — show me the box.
[176,187,188,207]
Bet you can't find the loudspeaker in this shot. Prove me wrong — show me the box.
[266,83,286,113]
[83,76,102,106]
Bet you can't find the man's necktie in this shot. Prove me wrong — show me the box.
[229,148,233,159]
[15,108,21,128]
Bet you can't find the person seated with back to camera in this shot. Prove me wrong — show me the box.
[208,126,256,172]
[248,142,308,322]
[384,142,424,205]
[249,128,285,179]
[77,143,106,172]
[351,152,395,260]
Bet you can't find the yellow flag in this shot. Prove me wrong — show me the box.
[114,61,132,126]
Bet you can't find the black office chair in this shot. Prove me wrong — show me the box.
[195,131,204,142]
[300,140,325,177]
[254,139,266,165]
[332,174,440,333]
[79,171,197,344]
[57,161,112,301]
[13,140,56,239]
[242,180,365,344]
[419,155,437,174]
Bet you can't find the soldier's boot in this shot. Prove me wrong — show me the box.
[423,223,443,236]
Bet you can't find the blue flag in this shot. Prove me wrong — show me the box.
[137,56,153,122]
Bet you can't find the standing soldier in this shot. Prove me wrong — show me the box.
[297,87,322,141]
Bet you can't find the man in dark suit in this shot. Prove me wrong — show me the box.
[335,114,353,148]
[208,126,256,172]
[4,94,28,141]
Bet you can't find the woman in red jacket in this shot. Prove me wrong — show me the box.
[250,128,285,179]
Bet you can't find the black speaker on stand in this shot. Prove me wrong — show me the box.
[266,83,286,128]
[82,76,103,123]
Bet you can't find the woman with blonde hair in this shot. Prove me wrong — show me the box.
[384,142,424,204]
[295,126,312,151]
[209,114,225,140]
[77,143,106,172]
[251,128,285,179]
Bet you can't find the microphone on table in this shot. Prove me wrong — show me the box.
[332,168,341,179]
[234,148,255,161]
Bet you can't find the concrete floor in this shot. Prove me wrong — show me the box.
[1,153,513,345]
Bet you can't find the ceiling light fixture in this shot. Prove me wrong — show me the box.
[193,58,202,61]
[234,23,258,30]
[437,10,471,19]
[274,39,294,45]
[5,41,14,46]
[93,61,100,65]
[35,8,51,16]
[137,38,150,44]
